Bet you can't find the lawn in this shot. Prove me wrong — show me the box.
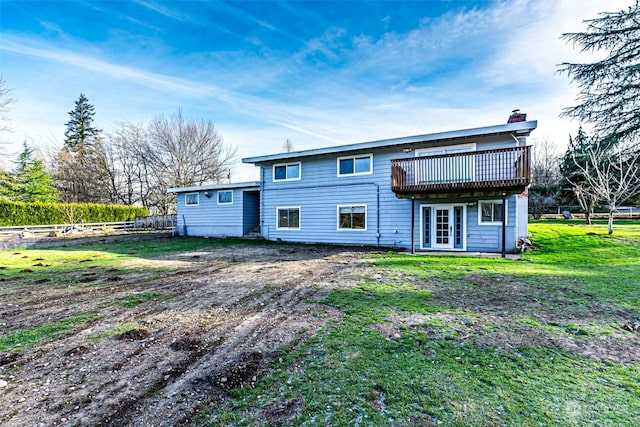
[0,223,638,426]
[198,221,640,426]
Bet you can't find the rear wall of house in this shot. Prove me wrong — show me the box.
[175,189,247,238]
[257,134,527,252]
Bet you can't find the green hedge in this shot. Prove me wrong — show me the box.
[0,199,149,226]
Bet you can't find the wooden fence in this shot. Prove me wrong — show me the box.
[0,215,177,237]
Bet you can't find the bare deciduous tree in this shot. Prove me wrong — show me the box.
[282,138,294,153]
[146,109,236,214]
[528,137,561,219]
[49,106,236,214]
[569,141,640,234]
[530,137,560,185]
[102,123,148,206]
[0,76,16,134]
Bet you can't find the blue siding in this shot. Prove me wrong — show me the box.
[176,188,250,237]
[464,195,519,252]
[257,134,526,252]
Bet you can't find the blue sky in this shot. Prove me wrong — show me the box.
[0,0,630,180]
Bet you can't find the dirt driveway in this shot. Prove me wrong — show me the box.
[0,243,368,426]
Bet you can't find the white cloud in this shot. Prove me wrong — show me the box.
[1,0,631,174]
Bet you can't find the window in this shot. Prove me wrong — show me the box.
[338,205,367,230]
[337,154,372,176]
[415,143,475,184]
[273,162,301,181]
[277,207,300,229]
[479,200,506,225]
[217,190,233,204]
[423,206,431,248]
[454,206,463,248]
[185,193,199,206]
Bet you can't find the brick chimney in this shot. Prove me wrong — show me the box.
[507,109,527,123]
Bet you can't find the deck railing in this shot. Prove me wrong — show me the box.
[391,145,531,194]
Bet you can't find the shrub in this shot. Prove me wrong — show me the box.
[0,199,148,226]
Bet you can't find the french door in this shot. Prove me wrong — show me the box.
[421,204,465,250]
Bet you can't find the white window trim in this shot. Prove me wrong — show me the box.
[336,204,368,231]
[273,162,301,182]
[478,200,508,226]
[336,153,373,177]
[217,190,233,205]
[276,206,301,230]
[415,142,476,157]
[185,192,199,206]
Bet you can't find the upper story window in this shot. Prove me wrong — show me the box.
[185,193,199,206]
[217,190,233,204]
[478,200,506,225]
[337,154,373,177]
[273,162,301,181]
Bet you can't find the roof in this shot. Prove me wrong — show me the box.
[242,120,537,164]
[167,181,260,194]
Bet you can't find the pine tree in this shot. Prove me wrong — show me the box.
[14,142,59,203]
[64,93,99,152]
[55,94,108,202]
[560,127,599,224]
[0,168,17,199]
[559,3,640,143]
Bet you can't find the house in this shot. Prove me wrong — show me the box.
[167,182,260,238]
[169,115,537,253]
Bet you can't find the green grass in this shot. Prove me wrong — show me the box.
[113,292,166,308]
[1,224,638,425]
[197,221,640,426]
[92,321,149,340]
[0,312,98,352]
[0,236,265,287]
[374,221,640,313]
[323,280,442,322]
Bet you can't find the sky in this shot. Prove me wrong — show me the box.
[0,0,631,180]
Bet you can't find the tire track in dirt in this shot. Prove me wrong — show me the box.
[0,245,367,427]
[97,267,336,426]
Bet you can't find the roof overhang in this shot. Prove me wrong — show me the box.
[242,120,537,164]
[167,181,260,194]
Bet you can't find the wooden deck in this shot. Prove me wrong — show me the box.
[391,145,531,198]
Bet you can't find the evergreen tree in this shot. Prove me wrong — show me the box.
[0,168,17,199]
[14,142,59,203]
[560,127,600,224]
[64,93,99,152]
[559,3,640,143]
[55,94,108,202]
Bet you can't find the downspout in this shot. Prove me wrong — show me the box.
[501,192,506,258]
[182,214,188,237]
[260,166,265,239]
[375,183,380,247]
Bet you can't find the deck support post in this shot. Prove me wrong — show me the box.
[501,192,506,258]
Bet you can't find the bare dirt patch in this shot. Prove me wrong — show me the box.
[0,243,366,426]
[373,271,640,364]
